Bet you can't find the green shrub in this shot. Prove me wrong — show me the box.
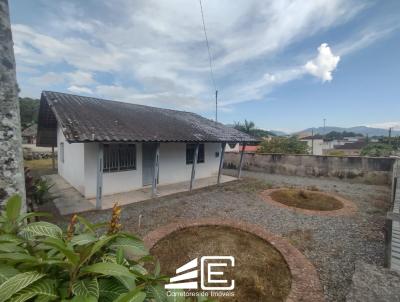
[0,195,168,301]
[259,136,309,154]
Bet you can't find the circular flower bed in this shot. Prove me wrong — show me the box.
[144,218,323,302]
[260,188,357,216]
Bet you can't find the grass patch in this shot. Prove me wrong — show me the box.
[151,226,291,302]
[270,189,343,211]
[25,158,56,177]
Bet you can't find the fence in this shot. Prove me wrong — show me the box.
[386,159,400,272]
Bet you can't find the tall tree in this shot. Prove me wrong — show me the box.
[0,0,26,210]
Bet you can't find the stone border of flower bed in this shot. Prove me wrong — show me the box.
[144,218,324,302]
[260,188,357,216]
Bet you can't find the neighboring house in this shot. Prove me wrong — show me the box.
[330,141,368,156]
[36,91,257,207]
[225,143,260,153]
[22,124,37,144]
[300,135,335,155]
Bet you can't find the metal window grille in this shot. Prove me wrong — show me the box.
[103,144,136,172]
[186,144,205,164]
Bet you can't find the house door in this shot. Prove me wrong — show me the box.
[142,143,158,186]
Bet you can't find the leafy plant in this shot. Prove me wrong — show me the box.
[259,136,309,154]
[25,167,55,206]
[0,196,168,301]
[361,143,393,157]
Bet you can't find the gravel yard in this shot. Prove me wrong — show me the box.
[77,170,391,302]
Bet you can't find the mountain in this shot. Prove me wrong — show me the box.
[270,130,288,136]
[296,126,400,137]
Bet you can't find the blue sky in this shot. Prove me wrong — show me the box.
[9,0,400,132]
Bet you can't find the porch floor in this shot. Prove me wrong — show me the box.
[45,174,236,215]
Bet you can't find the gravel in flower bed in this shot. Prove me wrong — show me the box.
[74,170,391,302]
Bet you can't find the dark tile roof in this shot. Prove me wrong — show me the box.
[334,141,367,150]
[37,91,258,146]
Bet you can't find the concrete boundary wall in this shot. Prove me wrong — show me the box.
[224,153,395,185]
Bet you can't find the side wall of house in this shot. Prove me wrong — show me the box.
[57,127,85,194]
[83,142,143,198]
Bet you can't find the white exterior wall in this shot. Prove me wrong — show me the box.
[158,143,221,184]
[80,142,221,198]
[57,127,85,194]
[83,142,143,198]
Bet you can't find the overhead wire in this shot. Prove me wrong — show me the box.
[198,0,218,121]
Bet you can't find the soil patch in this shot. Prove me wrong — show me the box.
[150,225,291,302]
[270,188,343,211]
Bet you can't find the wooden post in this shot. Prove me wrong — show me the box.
[51,146,55,170]
[237,143,246,179]
[217,142,226,184]
[96,143,104,209]
[152,143,160,197]
[190,143,199,191]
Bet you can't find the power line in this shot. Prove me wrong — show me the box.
[199,0,218,121]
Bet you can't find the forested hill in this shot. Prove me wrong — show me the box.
[19,97,40,129]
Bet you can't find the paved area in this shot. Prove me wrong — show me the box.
[45,174,236,215]
[78,170,391,302]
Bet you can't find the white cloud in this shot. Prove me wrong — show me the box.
[368,122,400,130]
[304,43,340,82]
[68,85,93,95]
[11,0,397,111]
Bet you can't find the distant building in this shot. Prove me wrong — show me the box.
[21,124,37,144]
[329,141,368,156]
[225,143,260,153]
[301,135,366,156]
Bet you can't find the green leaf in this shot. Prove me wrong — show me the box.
[80,234,119,265]
[70,233,97,246]
[98,278,127,301]
[0,253,37,263]
[72,278,99,298]
[114,288,146,302]
[110,237,148,258]
[0,234,24,244]
[80,262,136,279]
[0,264,19,284]
[41,237,79,265]
[147,284,167,302]
[19,222,62,239]
[166,289,185,302]
[17,212,52,223]
[0,242,26,253]
[6,195,22,221]
[0,271,45,302]
[70,296,97,302]
[9,279,57,302]
[155,260,161,277]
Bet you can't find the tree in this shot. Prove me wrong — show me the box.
[19,97,40,128]
[0,0,26,209]
[360,143,393,157]
[233,120,276,138]
[259,136,309,154]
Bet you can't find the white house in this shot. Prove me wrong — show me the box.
[37,91,257,208]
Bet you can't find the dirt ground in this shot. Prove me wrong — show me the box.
[151,225,291,302]
[58,170,390,302]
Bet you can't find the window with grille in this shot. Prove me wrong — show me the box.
[186,144,205,164]
[103,144,136,172]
